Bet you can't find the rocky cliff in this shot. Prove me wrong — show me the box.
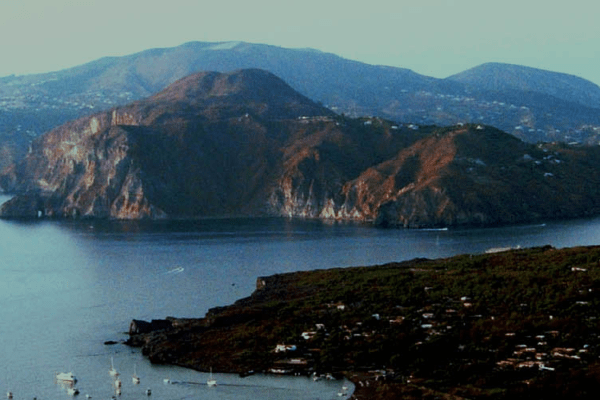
[270,121,600,227]
[0,69,333,219]
[3,69,600,227]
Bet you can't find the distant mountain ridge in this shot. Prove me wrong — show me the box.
[0,41,437,100]
[447,62,600,108]
[1,41,600,174]
[3,68,600,228]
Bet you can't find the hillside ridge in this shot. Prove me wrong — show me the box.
[2,41,600,173]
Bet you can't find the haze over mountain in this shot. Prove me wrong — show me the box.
[2,41,600,173]
[3,68,600,228]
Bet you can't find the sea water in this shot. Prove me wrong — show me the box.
[2,194,600,399]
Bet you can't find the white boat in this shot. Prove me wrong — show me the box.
[337,384,349,397]
[56,372,78,384]
[109,357,119,377]
[206,368,217,387]
[163,378,171,384]
[145,388,152,396]
[132,364,141,385]
[114,378,122,389]
[6,392,13,400]
[67,387,80,396]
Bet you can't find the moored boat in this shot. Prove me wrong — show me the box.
[109,357,119,377]
[207,368,217,387]
[56,372,78,384]
[132,364,140,384]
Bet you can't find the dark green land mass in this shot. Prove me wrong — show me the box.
[127,245,600,399]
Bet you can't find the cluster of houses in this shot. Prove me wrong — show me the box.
[297,116,335,123]
[0,88,139,144]
[495,339,590,372]
[406,89,600,144]
[0,89,135,114]
[267,266,599,382]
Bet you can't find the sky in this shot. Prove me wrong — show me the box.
[0,0,599,85]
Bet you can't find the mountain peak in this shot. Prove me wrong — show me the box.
[147,68,332,120]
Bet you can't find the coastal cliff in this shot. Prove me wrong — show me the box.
[4,69,600,227]
[269,122,600,227]
[0,69,332,219]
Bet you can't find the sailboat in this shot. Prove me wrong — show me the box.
[109,357,119,377]
[132,364,140,385]
[206,368,217,387]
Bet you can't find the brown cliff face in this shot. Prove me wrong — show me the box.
[269,123,600,228]
[267,117,427,219]
[0,69,332,219]
[3,69,600,227]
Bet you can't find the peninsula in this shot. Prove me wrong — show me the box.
[127,245,600,399]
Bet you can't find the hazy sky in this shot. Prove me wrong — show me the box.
[1,0,598,85]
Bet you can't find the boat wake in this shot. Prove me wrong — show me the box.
[512,223,547,230]
[167,380,261,388]
[163,267,185,275]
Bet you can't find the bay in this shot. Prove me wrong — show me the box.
[2,193,600,399]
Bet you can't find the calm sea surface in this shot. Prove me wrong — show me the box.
[3,194,600,399]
